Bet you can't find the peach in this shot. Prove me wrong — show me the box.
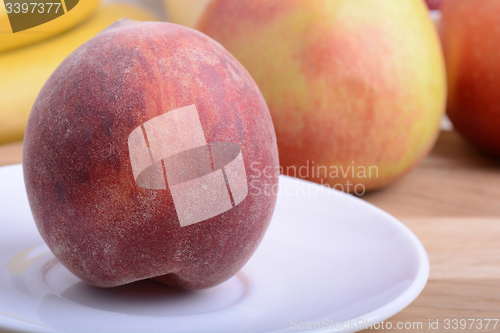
[23,20,279,289]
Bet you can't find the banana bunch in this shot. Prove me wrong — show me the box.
[0,3,158,144]
[0,0,101,53]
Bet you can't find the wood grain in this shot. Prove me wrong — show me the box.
[363,131,500,218]
[360,131,500,332]
[404,218,500,280]
[363,279,500,333]
[1,131,499,332]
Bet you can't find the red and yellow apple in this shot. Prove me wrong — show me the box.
[198,0,446,192]
[23,20,279,289]
[441,0,500,156]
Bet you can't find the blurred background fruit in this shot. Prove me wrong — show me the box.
[164,0,210,28]
[0,0,101,53]
[424,0,443,10]
[441,0,500,156]
[198,0,446,192]
[0,2,158,144]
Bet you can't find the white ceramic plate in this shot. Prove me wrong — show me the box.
[0,164,428,333]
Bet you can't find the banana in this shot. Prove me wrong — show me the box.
[0,3,158,144]
[0,0,101,53]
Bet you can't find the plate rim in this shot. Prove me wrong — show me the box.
[277,174,430,332]
[0,164,429,333]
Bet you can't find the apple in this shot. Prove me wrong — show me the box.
[23,20,279,289]
[425,0,443,10]
[197,0,446,193]
[441,0,500,156]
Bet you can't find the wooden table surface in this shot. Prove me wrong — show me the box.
[1,130,499,332]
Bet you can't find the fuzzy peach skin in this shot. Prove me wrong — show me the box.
[441,0,500,156]
[198,0,446,191]
[23,20,279,289]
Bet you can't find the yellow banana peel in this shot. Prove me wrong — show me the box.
[0,3,158,144]
[0,0,101,53]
